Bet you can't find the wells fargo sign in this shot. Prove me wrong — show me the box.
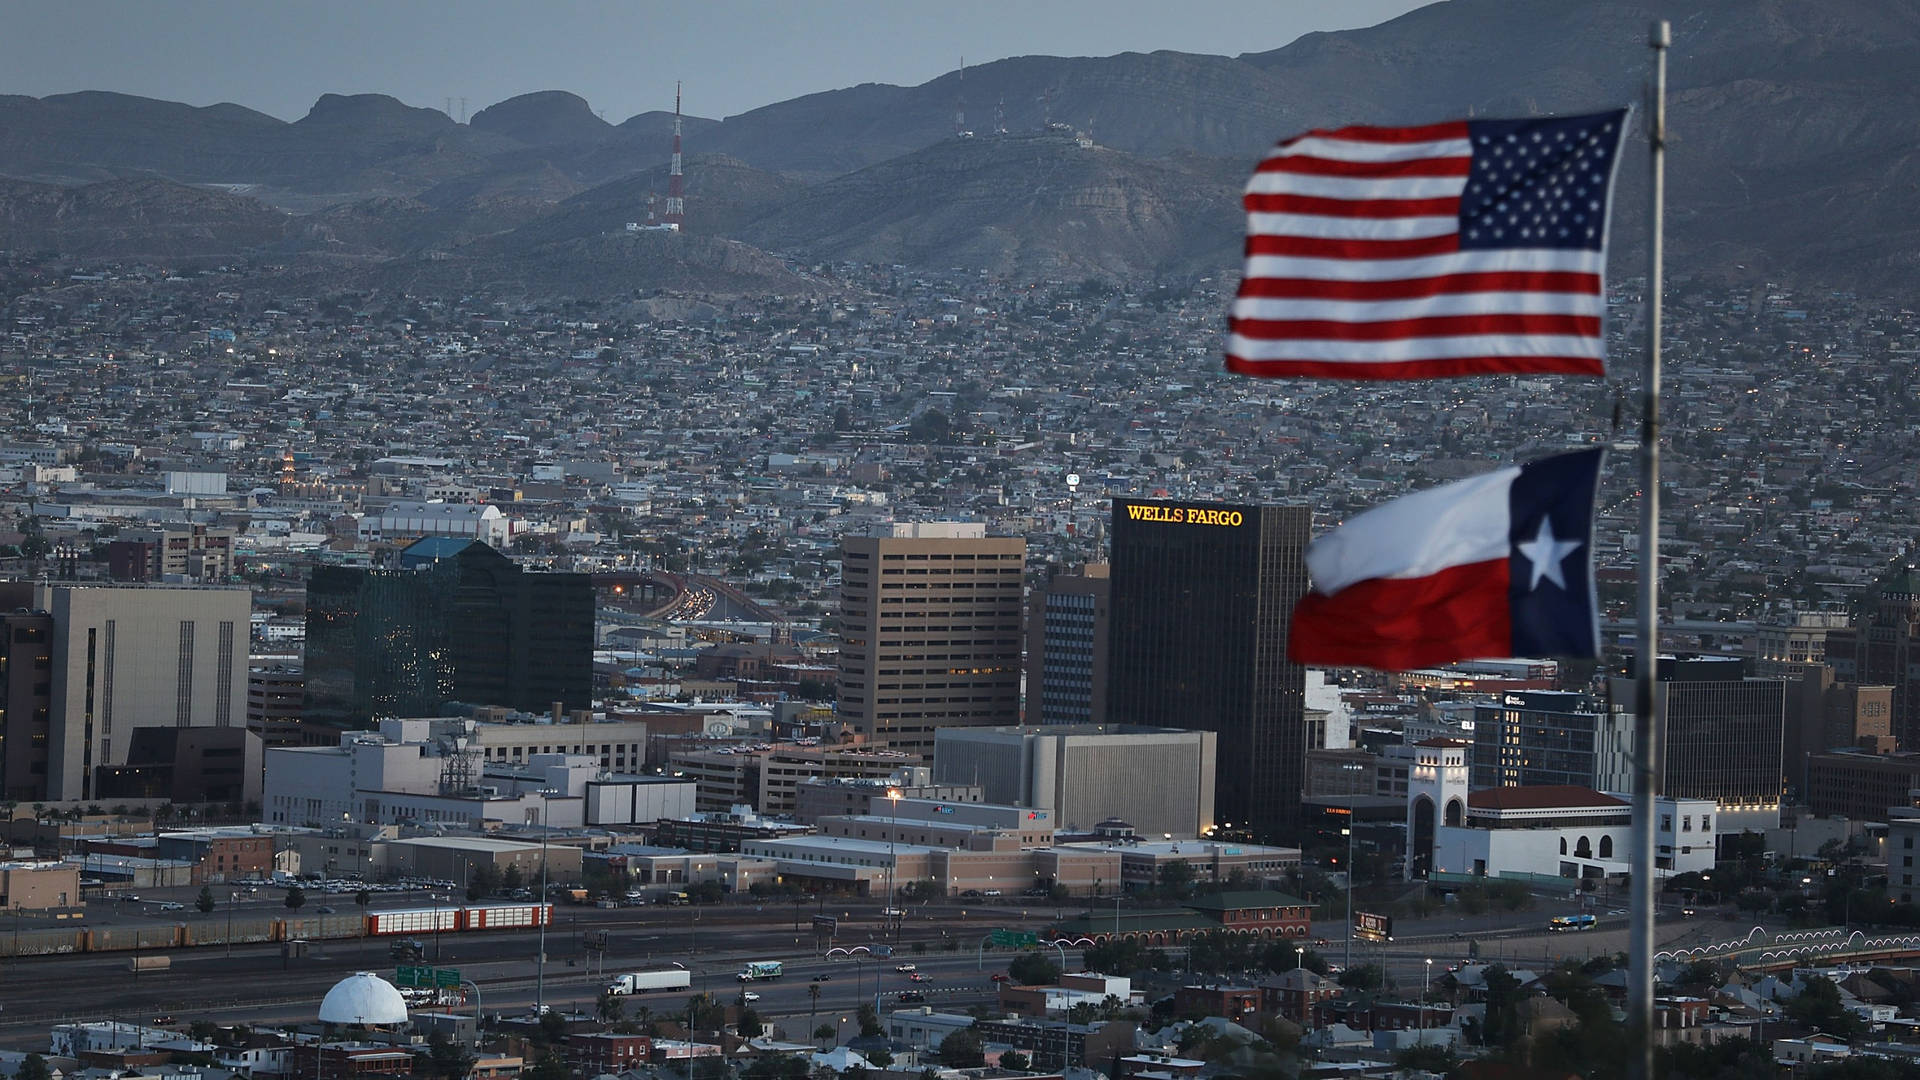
[1122,503,1245,526]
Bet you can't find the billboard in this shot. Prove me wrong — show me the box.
[1353,911,1393,942]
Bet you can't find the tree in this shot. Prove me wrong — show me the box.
[285,885,306,910]
[356,888,372,909]
[526,1051,568,1080]
[1786,975,1864,1038]
[813,1024,837,1046]
[1392,1043,1457,1075]
[17,1054,51,1080]
[736,1006,763,1039]
[939,1027,985,1068]
[857,1002,883,1037]
[468,863,499,902]
[426,1030,476,1080]
[598,990,625,1023]
[1156,859,1195,898]
[196,886,216,914]
[1007,952,1061,986]
[501,863,524,894]
[999,1051,1030,1072]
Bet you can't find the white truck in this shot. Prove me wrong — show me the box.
[606,969,693,995]
[737,960,784,982]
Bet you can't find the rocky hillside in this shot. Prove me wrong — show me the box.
[0,176,290,259]
[736,132,1240,280]
[5,0,1920,287]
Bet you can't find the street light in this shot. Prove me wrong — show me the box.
[534,788,556,1013]
[1296,946,1304,971]
[1340,761,1366,979]
[886,787,901,940]
[1423,958,1433,1036]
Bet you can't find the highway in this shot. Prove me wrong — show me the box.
[0,893,1800,1042]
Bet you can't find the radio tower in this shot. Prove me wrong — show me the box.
[954,59,967,137]
[664,82,685,229]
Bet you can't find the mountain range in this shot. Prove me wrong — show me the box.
[4,0,1919,292]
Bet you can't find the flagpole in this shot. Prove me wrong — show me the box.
[1629,19,1668,1080]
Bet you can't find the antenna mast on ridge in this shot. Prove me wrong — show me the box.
[664,82,686,229]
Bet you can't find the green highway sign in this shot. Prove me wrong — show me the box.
[990,929,1037,948]
[435,968,462,988]
[396,965,462,989]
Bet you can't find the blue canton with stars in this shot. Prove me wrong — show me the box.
[1458,109,1628,252]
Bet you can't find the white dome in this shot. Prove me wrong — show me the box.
[318,972,409,1026]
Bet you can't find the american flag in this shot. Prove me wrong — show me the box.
[1225,108,1628,380]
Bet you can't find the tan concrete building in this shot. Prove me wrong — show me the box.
[837,523,1025,755]
[932,725,1218,838]
[668,743,921,815]
[0,860,81,909]
[383,835,583,883]
[474,716,649,774]
[22,582,252,802]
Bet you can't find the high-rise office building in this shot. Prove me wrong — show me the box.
[304,538,593,726]
[1106,498,1311,841]
[0,607,54,801]
[1606,655,1786,844]
[1024,563,1110,725]
[836,523,1024,757]
[0,580,251,801]
[1471,690,1630,791]
[1828,563,1920,746]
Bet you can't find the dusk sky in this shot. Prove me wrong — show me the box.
[3,0,1430,123]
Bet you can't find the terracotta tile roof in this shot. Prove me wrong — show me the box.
[1466,786,1627,810]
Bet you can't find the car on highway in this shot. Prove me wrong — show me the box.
[897,992,926,1003]
[317,906,337,914]
[991,973,1011,983]
[155,901,185,911]
[909,972,930,982]
[742,991,761,1002]
[895,963,916,972]
[811,974,832,982]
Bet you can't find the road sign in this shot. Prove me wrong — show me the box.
[1353,911,1394,943]
[990,929,1037,948]
[434,968,461,988]
[396,966,461,988]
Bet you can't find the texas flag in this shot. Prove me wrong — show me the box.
[1290,448,1604,670]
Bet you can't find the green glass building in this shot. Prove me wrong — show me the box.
[304,539,593,725]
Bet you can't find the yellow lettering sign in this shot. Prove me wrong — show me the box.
[1123,504,1244,527]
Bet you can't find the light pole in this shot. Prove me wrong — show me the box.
[886,787,901,941]
[227,889,236,958]
[1341,761,1365,979]
[535,788,554,1013]
[1295,946,1304,971]
[1423,958,1433,1037]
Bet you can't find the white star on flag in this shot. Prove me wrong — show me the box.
[1518,518,1584,591]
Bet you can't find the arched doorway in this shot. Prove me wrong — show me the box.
[1411,795,1436,877]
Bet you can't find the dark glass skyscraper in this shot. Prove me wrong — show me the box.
[1106,498,1311,841]
[304,539,593,725]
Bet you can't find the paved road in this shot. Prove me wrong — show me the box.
[0,901,1049,1043]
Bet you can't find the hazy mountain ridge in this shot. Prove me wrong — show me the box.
[5,0,1920,288]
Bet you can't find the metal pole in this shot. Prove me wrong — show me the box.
[537,792,551,1012]
[1629,21,1669,1080]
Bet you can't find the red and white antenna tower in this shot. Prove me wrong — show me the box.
[664,82,685,229]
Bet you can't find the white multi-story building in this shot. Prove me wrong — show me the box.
[263,717,691,830]
[1427,785,1717,882]
[357,500,509,547]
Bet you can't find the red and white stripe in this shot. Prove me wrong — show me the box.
[1226,119,1607,380]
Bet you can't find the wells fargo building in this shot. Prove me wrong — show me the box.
[1106,498,1312,841]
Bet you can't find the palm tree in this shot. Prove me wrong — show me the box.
[807,982,822,1042]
